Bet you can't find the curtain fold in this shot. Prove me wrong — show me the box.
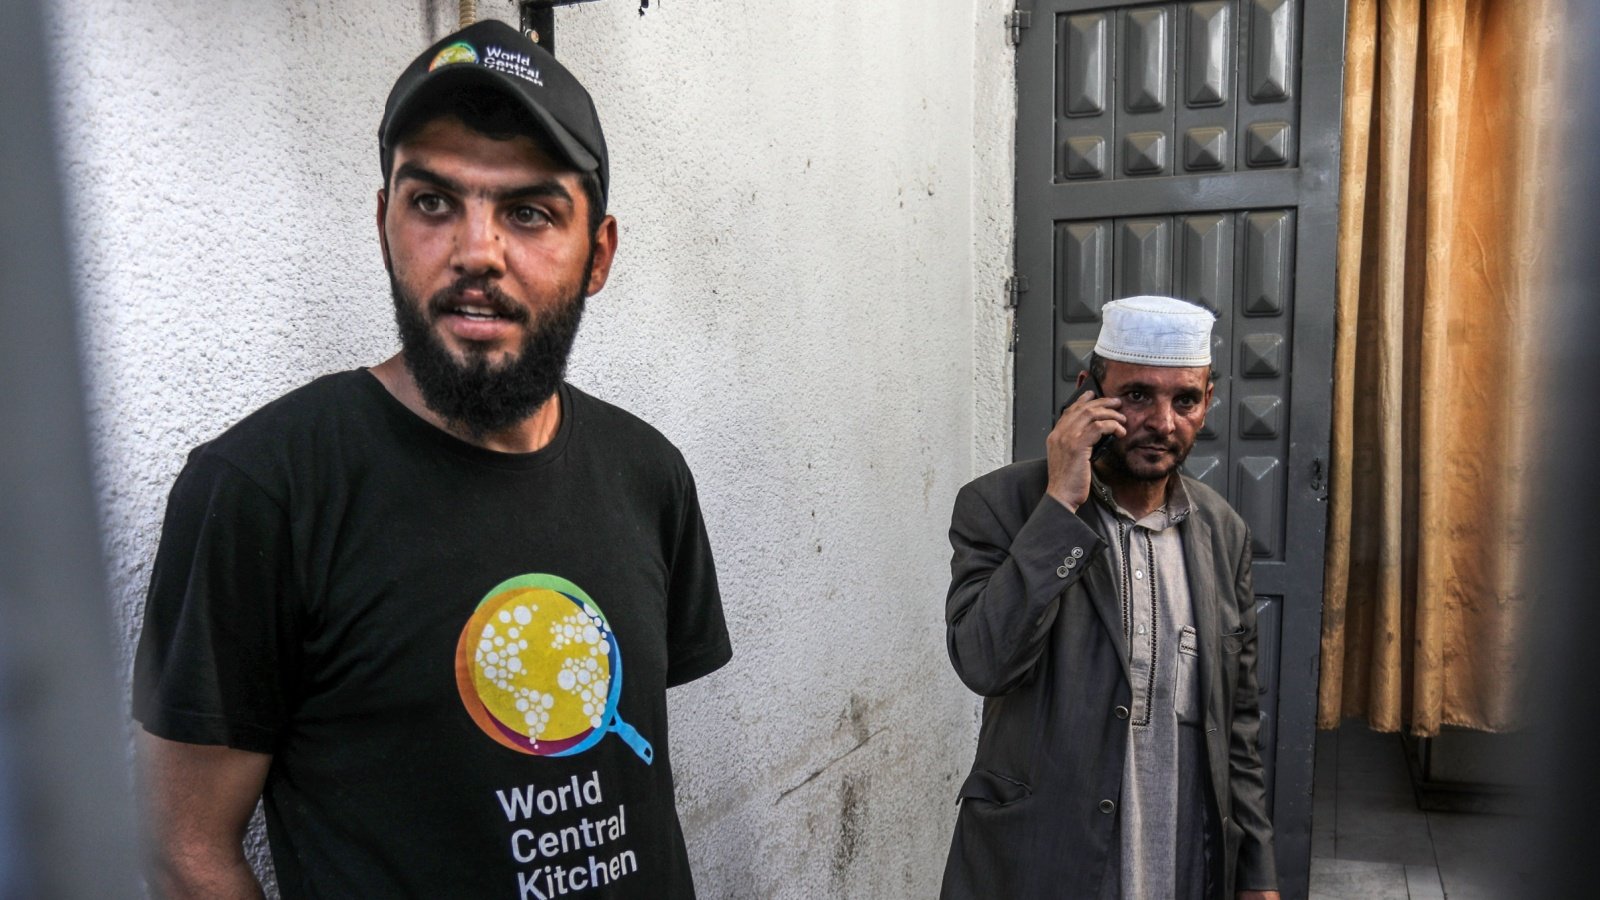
[1317,0,1557,735]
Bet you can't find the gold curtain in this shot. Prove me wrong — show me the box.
[1317,0,1558,735]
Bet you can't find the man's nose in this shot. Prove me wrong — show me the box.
[1148,401,1177,434]
[453,204,504,276]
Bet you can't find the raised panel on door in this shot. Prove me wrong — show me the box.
[1178,2,1237,174]
[1116,5,1176,178]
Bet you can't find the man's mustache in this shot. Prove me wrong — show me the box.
[427,276,530,323]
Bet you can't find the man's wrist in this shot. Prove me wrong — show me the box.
[1043,486,1079,514]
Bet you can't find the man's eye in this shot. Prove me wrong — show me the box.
[414,194,448,215]
[1125,391,1147,403]
[510,205,550,227]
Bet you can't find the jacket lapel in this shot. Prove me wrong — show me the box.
[1181,510,1223,733]
[1081,500,1132,683]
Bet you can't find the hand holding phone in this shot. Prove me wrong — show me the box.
[1059,373,1115,462]
[1045,372,1124,512]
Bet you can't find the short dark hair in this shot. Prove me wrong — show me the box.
[381,86,606,236]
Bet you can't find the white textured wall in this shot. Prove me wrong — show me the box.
[48,0,1014,896]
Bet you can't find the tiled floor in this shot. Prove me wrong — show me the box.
[1307,725,1532,899]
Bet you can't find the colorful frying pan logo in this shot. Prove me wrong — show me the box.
[455,574,653,763]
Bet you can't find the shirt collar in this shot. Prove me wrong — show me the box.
[1090,471,1192,530]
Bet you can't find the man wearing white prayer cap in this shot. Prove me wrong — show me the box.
[940,295,1280,900]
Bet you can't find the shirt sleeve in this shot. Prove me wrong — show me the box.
[131,448,300,753]
[662,468,731,687]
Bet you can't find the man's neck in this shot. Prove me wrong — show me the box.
[369,353,562,454]
[1093,464,1174,521]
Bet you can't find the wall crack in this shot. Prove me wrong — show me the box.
[772,725,889,806]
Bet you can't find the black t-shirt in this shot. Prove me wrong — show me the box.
[133,371,732,899]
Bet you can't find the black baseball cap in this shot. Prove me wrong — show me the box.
[379,19,608,205]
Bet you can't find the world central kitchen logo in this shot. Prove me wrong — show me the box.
[481,44,543,86]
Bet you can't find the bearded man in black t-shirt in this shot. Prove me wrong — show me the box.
[132,20,732,899]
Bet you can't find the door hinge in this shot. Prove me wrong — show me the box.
[1006,10,1032,46]
[1004,274,1029,309]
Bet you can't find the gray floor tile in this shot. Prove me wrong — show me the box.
[1311,827,1337,861]
[1307,857,1408,900]
[1311,799,1337,859]
[1309,722,1538,900]
[1404,864,1445,900]
[1338,784,1420,815]
[1429,812,1532,900]
[1336,730,1408,771]
[1339,766,1414,797]
[1438,870,1528,900]
[1339,756,1414,794]
[1314,730,1339,786]
[1424,811,1519,857]
[1333,816,1438,868]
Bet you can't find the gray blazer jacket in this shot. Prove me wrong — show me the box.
[939,459,1277,899]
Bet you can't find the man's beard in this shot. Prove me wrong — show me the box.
[1100,435,1194,483]
[390,259,591,439]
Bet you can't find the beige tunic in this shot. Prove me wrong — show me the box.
[1091,476,1207,899]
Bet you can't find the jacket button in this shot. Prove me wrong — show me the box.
[1114,705,1129,720]
[1056,565,1069,578]
[1071,547,1084,559]
[1098,799,1115,814]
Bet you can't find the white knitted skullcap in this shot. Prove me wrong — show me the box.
[1093,295,1215,367]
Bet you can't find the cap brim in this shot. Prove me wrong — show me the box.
[1091,343,1213,368]
[381,65,600,176]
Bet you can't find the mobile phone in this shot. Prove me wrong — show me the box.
[1058,372,1115,461]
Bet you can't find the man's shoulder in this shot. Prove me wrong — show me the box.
[189,370,378,481]
[205,370,372,446]
[956,457,1049,515]
[964,457,1048,492]
[1179,473,1248,543]
[565,383,692,474]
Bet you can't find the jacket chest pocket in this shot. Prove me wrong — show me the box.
[1174,625,1203,725]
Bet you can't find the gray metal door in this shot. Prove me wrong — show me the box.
[1012,2,1344,895]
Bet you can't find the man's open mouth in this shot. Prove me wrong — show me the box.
[449,304,510,321]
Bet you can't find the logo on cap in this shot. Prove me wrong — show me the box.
[429,41,478,71]
[481,45,544,86]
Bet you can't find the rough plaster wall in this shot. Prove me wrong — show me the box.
[48,0,1013,896]
[966,0,1018,792]
[968,2,1017,483]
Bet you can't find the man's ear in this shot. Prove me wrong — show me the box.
[584,215,620,297]
[1075,370,1089,389]
[376,188,392,273]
